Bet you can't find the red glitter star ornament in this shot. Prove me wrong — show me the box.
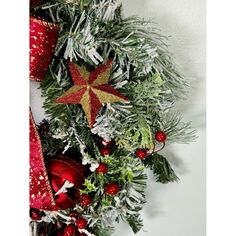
[55,60,128,128]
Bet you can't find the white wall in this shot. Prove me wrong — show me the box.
[113,1,206,236]
[30,1,206,235]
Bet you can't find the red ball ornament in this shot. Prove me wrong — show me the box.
[30,208,44,220]
[96,163,108,174]
[30,17,59,82]
[63,224,77,236]
[76,217,88,229]
[155,131,167,142]
[135,149,148,160]
[45,155,88,210]
[80,194,92,206]
[105,183,119,196]
[100,146,112,156]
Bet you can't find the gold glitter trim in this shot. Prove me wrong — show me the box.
[80,89,91,125]
[93,67,111,86]
[76,65,90,82]
[30,16,60,30]
[63,85,86,96]
[30,111,56,206]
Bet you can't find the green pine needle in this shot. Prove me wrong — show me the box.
[144,153,179,184]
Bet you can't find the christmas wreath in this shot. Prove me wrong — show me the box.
[29,0,196,235]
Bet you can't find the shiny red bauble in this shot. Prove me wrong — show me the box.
[76,217,88,229]
[96,163,108,174]
[63,224,77,236]
[135,149,148,160]
[80,194,92,206]
[46,155,88,210]
[100,146,112,156]
[105,183,119,196]
[155,131,167,142]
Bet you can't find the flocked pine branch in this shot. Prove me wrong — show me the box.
[158,111,197,144]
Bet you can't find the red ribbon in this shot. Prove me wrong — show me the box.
[30,111,57,210]
[30,17,59,82]
[30,17,60,210]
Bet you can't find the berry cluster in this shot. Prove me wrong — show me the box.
[135,131,167,159]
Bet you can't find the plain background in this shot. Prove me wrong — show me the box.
[30,0,206,236]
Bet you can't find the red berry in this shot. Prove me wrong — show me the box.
[30,208,44,221]
[100,146,112,156]
[101,139,113,146]
[96,163,108,174]
[105,183,119,196]
[135,149,148,159]
[76,217,87,229]
[155,131,167,142]
[63,224,76,236]
[80,194,92,206]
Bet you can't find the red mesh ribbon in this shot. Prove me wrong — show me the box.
[30,17,59,82]
[30,111,57,210]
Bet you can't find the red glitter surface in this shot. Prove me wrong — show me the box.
[30,111,56,210]
[30,17,59,82]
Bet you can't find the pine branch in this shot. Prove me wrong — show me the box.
[93,223,115,236]
[144,153,179,184]
[30,222,56,236]
[158,111,197,144]
[126,215,144,234]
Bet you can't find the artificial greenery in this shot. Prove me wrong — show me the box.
[30,0,196,235]
[144,153,179,184]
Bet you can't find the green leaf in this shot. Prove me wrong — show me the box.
[102,200,111,207]
[152,72,164,87]
[81,179,97,193]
